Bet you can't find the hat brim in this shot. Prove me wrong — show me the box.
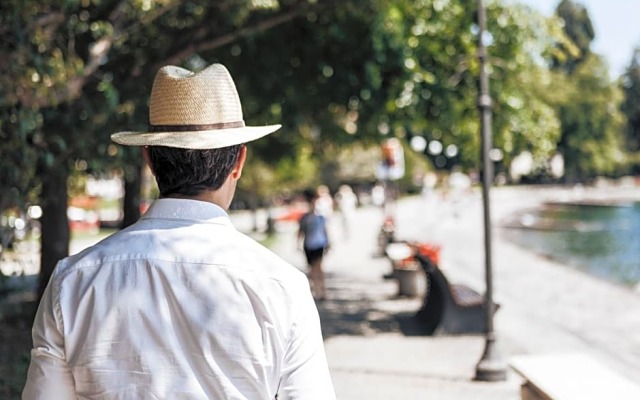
[111,124,281,149]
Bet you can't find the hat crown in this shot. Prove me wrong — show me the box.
[149,64,243,126]
[111,62,280,149]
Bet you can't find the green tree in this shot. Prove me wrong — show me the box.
[556,55,625,181]
[356,1,564,173]
[552,0,594,73]
[0,0,333,299]
[546,0,626,182]
[486,3,564,172]
[1,0,607,299]
[621,47,640,171]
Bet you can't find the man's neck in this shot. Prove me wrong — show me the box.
[164,190,229,210]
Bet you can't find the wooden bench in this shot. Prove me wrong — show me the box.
[386,241,492,335]
[411,244,492,335]
[510,353,640,400]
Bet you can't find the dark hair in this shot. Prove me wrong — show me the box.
[303,188,318,203]
[147,145,242,197]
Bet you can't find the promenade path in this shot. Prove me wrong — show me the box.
[232,184,640,399]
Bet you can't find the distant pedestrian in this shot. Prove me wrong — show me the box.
[298,189,330,301]
[420,171,440,229]
[335,184,358,239]
[422,171,438,200]
[371,182,385,209]
[446,167,471,218]
[315,184,334,218]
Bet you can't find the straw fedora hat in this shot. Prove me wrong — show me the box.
[111,63,281,149]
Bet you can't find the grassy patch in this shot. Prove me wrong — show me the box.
[259,233,278,248]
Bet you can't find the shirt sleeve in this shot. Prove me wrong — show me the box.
[277,280,336,400]
[22,270,77,400]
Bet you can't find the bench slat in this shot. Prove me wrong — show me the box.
[450,284,484,307]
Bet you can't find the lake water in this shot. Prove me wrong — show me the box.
[504,201,640,287]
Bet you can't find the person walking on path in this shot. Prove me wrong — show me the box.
[335,184,358,240]
[298,189,331,301]
[23,63,335,400]
[314,184,335,219]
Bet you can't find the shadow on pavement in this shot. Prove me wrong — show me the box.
[317,273,435,339]
[317,296,399,339]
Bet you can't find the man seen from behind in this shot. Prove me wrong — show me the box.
[23,63,336,400]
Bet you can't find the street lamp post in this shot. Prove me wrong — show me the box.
[474,0,507,382]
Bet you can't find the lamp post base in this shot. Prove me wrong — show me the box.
[475,334,507,382]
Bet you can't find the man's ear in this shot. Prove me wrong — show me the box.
[142,146,156,176]
[230,145,247,180]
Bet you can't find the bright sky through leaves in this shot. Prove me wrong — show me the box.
[511,0,640,78]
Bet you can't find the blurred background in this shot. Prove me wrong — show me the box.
[1,0,639,397]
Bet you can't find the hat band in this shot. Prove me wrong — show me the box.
[150,121,245,132]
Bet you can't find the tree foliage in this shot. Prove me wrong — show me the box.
[552,0,594,73]
[622,48,640,152]
[557,55,625,181]
[548,0,626,182]
[0,0,344,297]
[0,0,633,295]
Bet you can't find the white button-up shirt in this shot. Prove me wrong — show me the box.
[23,199,335,400]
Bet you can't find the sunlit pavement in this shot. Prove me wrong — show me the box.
[256,194,522,399]
[234,184,640,400]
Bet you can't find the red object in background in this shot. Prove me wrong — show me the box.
[275,207,307,222]
[69,219,100,232]
[382,142,396,167]
[67,206,100,233]
[140,201,150,214]
[381,138,403,167]
[416,243,441,266]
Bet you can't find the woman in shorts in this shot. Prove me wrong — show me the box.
[298,188,330,300]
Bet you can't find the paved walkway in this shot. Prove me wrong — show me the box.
[232,184,640,399]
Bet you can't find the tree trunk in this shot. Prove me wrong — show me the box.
[38,166,70,301]
[121,164,142,229]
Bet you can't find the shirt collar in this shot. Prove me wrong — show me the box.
[141,198,233,226]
